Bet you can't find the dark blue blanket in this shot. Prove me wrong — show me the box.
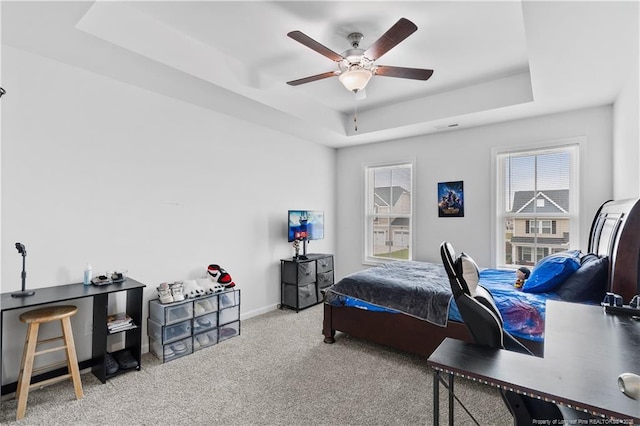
[325,261,452,326]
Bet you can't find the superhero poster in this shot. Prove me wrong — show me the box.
[438,181,464,217]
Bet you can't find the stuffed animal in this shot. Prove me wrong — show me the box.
[207,264,236,288]
[197,277,224,295]
[514,266,531,289]
[183,279,205,298]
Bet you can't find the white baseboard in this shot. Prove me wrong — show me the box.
[240,303,279,321]
[140,303,280,354]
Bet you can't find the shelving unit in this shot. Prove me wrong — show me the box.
[148,288,240,363]
[280,254,334,311]
[91,282,144,382]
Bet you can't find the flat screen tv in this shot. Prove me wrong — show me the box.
[288,210,324,242]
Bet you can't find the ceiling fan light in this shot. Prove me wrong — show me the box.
[339,68,373,92]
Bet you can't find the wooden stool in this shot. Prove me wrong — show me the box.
[15,305,84,420]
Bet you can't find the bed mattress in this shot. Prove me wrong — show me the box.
[325,263,564,342]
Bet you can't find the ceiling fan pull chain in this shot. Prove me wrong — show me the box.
[353,92,358,132]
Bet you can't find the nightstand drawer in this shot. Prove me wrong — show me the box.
[282,261,316,285]
[283,282,317,310]
[317,257,333,273]
[317,271,334,288]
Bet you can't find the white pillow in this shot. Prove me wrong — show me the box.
[457,252,480,294]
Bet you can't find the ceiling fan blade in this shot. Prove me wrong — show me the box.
[364,18,418,61]
[375,65,434,80]
[287,31,344,62]
[286,71,338,86]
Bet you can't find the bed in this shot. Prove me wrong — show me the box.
[322,198,640,357]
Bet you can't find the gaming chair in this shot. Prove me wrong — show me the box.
[439,241,593,425]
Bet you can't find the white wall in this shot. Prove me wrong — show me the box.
[612,41,640,199]
[335,106,613,279]
[1,46,336,382]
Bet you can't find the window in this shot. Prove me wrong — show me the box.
[526,220,555,235]
[496,144,578,267]
[365,163,413,263]
[518,246,549,263]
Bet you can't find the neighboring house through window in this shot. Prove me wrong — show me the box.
[365,162,413,263]
[495,143,579,267]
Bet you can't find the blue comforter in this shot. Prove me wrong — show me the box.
[450,269,557,342]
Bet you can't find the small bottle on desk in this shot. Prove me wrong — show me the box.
[83,264,92,285]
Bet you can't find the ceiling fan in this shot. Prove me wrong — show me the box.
[286,18,433,93]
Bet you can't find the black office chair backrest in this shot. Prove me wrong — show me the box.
[440,241,505,349]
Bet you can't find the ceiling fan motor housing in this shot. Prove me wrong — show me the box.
[339,48,373,73]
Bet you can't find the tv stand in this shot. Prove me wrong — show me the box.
[280,254,334,312]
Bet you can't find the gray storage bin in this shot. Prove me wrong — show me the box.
[317,256,333,273]
[317,271,334,288]
[282,261,316,285]
[283,282,317,310]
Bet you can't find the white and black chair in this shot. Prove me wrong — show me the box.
[439,241,593,425]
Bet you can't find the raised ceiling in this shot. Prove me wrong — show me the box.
[2,1,637,147]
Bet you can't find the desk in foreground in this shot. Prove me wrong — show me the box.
[427,301,640,422]
[1,279,146,395]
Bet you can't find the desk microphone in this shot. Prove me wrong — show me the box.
[618,373,640,399]
[12,242,35,298]
[15,242,26,255]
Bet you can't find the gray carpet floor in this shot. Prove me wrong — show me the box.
[0,303,511,425]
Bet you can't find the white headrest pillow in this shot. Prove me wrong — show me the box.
[457,252,480,295]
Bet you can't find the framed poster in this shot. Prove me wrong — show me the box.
[438,181,464,217]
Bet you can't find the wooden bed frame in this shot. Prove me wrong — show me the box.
[322,198,640,358]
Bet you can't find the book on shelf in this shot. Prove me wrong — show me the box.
[107,312,132,325]
[107,312,134,331]
[108,322,136,332]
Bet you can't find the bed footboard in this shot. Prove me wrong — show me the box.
[323,303,473,357]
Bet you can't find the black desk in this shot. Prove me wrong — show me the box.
[1,279,146,395]
[427,300,640,423]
